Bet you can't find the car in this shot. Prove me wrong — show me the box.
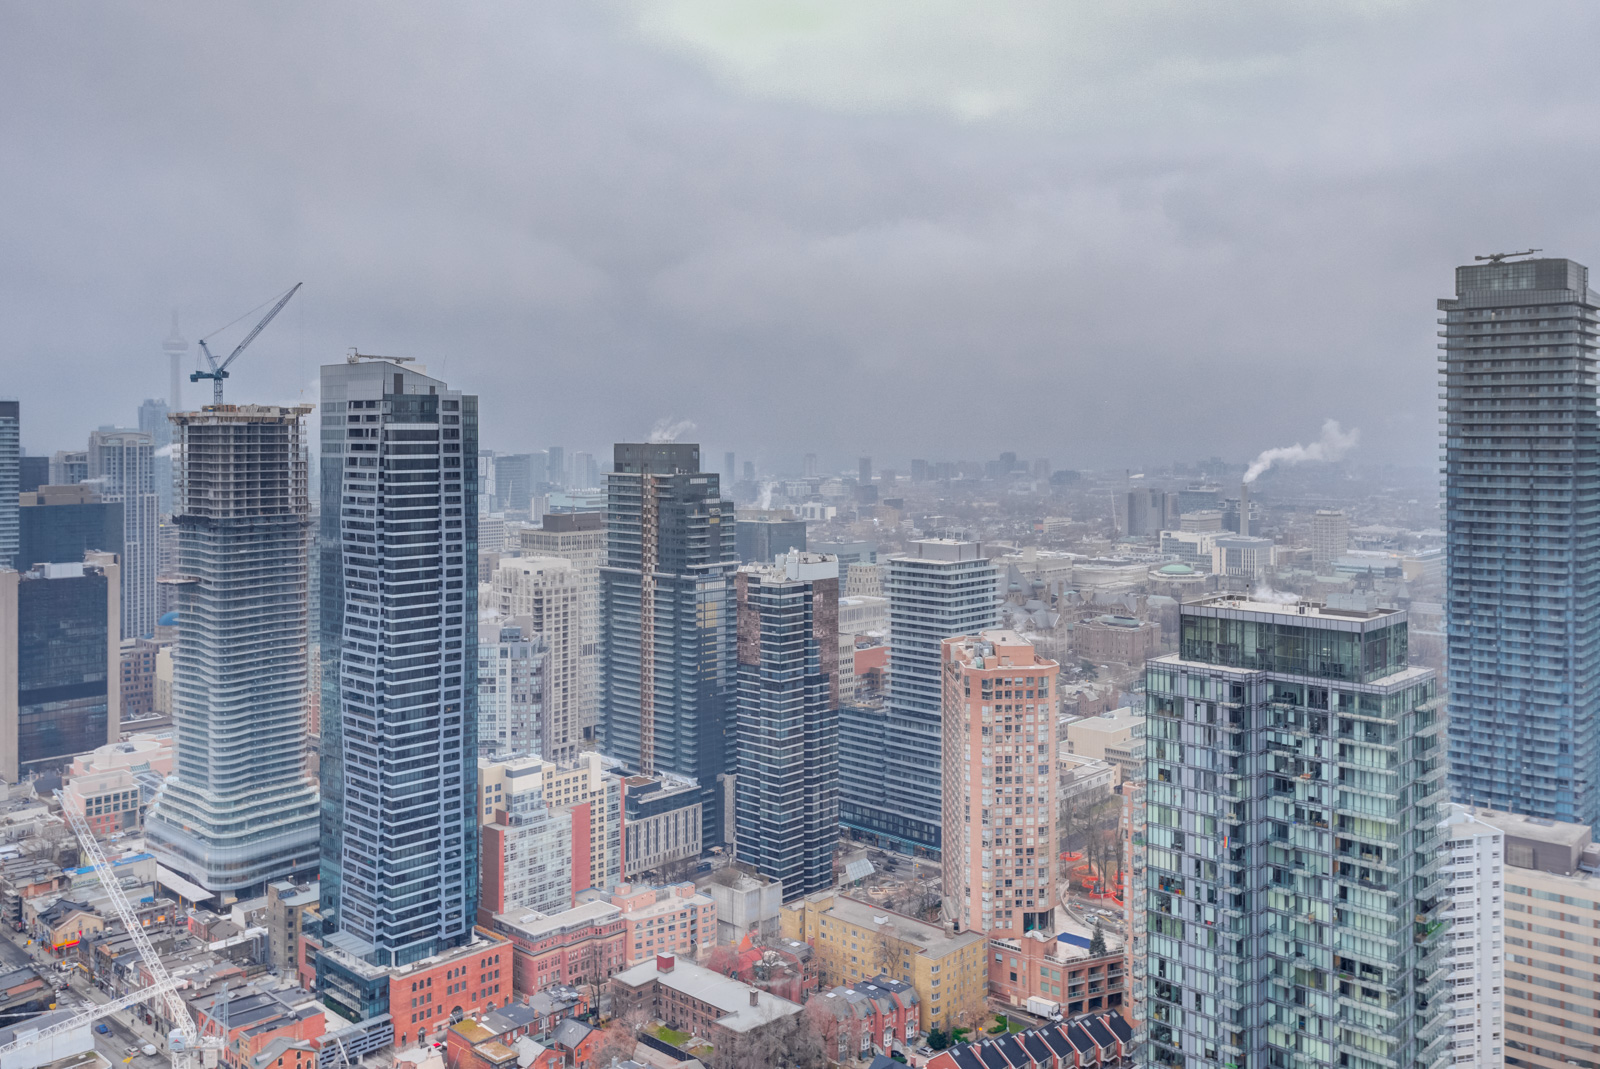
[95,1024,110,1035]
[124,1047,140,1057]
[141,1045,157,1057]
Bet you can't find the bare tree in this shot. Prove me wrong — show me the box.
[594,1020,637,1066]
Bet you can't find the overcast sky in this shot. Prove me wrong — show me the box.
[4,1,1597,474]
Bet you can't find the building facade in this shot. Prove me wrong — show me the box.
[145,405,321,894]
[317,358,479,967]
[1143,595,1449,1069]
[598,442,736,846]
[88,427,160,640]
[519,512,605,746]
[1438,804,1505,1067]
[478,756,572,917]
[1310,510,1349,569]
[844,539,998,854]
[940,629,1059,940]
[733,552,840,901]
[477,618,546,757]
[1441,256,1600,826]
[0,402,17,569]
[492,557,582,761]
[17,484,123,571]
[0,554,120,781]
[734,515,807,565]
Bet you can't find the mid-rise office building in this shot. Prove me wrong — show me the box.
[17,485,123,569]
[733,552,840,901]
[1125,487,1177,537]
[1309,509,1349,569]
[145,405,321,894]
[1442,256,1600,825]
[1143,595,1448,1069]
[317,358,478,967]
[0,401,17,569]
[49,450,88,487]
[477,755,572,917]
[0,554,121,781]
[1438,804,1505,1067]
[492,556,582,761]
[599,442,736,846]
[520,512,605,746]
[88,427,159,639]
[621,773,703,880]
[1470,809,1599,1069]
[842,540,998,854]
[940,629,1058,939]
[476,617,546,757]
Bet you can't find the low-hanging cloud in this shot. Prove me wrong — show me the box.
[1244,419,1359,484]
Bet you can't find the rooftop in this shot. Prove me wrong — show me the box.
[804,892,985,959]
[611,956,802,1034]
[492,899,621,939]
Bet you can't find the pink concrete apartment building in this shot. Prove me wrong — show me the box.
[940,630,1059,939]
[607,882,717,965]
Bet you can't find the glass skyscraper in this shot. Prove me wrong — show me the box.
[88,427,159,640]
[1441,256,1600,825]
[318,358,479,967]
[1144,595,1448,1069]
[0,401,17,570]
[598,442,736,847]
[145,405,321,894]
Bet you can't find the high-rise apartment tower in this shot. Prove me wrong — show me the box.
[1143,595,1448,1069]
[318,358,479,966]
[1441,256,1600,824]
[88,428,159,640]
[145,405,321,893]
[0,402,17,569]
[598,442,735,846]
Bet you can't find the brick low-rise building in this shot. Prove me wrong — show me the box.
[609,952,802,1050]
[807,975,920,1065]
[987,921,1127,1018]
[604,881,716,965]
[484,900,628,997]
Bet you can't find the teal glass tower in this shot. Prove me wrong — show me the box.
[1440,256,1600,825]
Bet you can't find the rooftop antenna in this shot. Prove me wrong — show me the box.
[193,283,302,405]
[1474,249,1542,263]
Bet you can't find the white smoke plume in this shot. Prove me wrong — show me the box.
[1243,419,1359,484]
[1251,581,1300,605]
[154,444,176,458]
[648,417,697,443]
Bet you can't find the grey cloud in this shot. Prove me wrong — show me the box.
[2,1,1598,472]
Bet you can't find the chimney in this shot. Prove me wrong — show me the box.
[656,953,675,974]
[749,989,759,1007]
[1239,481,1250,538]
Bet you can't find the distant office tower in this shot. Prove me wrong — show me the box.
[1143,594,1447,1069]
[910,459,928,483]
[598,442,736,846]
[858,457,872,485]
[493,453,534,514]
[734,514,806,564]
[476,450,496,513]
[547,446,566,488]
[476,618,546,757]
[803,453,818,478]
[50,450,87,487]
[1438,804,1504,1066]
[1310,509,1349,568]
[163,311,187,416]
[18,486,115,569]
[18,456,48,495]
[520,512,605,746]
[145,405,320,894]
[492,557,582,761]
[138,397,173,514]
[742,460,754,483]
[571,450,600,489]
[1442,256,1600,825]
[733,552,840,901]
[1124,487,1176,537]
[0,553,120,781]
[0,402,17,568]
[811,540,877,568]
[88,428,159,639]
[318,358,478,966]
[841,540,998,853]
[723,451,736,485]
[940,630,1057,937]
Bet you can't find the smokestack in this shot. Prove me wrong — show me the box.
[1239,482,1250,538]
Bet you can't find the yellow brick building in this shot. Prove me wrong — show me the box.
[781,891,988,1033]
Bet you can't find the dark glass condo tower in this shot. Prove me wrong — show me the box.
[1440,257,1600,825]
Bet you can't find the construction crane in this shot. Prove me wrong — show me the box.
[192,283,302,406]
[0,793,224,1069]
[1474,248,1542,263]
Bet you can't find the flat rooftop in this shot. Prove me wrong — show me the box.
[809,894,985,959]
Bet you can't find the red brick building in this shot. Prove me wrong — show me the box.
[988,929,1126,1019]
[485,900,628,997]
[389,930,514,1048]
[805,976,920,1064]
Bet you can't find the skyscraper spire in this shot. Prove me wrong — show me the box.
[163,309,187,411]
